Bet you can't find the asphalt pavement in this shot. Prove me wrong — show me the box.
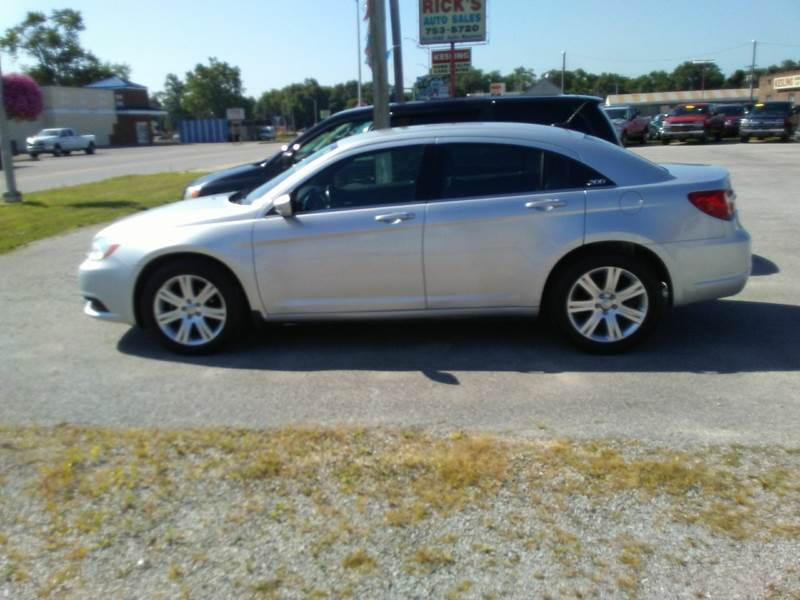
[1,142,282,193]
[1,141,798,447]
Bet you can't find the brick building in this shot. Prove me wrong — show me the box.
[85,77,166,145]
[757,70,800,104]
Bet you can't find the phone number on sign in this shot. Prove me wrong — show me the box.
[424,24,481,35]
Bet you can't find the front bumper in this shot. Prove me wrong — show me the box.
[79,258,136,325]
[26,144,48,153]
[740,126,787,137]
[662,128,706,139]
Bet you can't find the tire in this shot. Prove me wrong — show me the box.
[661,138,669,145]
[52,145,62,157]
[549,254,664,353]
[740,135,749,143]
[714,132,722,143]
[63,149,71,156]
[141,258,245,354]
[29,153,38,159]
[85,142,95,154]
[698,134,708,144]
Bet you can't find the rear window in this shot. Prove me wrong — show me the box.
[717,106,744,116]
[491,100,614,142]
[749,103,791,116]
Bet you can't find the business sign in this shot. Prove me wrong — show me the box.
[419,0,486,45]
[226,108,245,121]
[431,62,471,75]
[431,48,472,65]
[489,82,506,96]
[773,74,800,90]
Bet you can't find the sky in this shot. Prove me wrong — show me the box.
[2,0,799,97]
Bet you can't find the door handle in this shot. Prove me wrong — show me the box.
[525,199,567,211]
[375,212,415,224]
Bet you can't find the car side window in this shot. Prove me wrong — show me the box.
[437,143,613,200]
[293,144,426,213]
[293,120,373,162]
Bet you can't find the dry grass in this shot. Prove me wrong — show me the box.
[1,425,799,597]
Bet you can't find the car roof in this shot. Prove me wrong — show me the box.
[329,121,670,187]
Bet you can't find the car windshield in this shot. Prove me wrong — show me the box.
[37,129,62,136]
[292,120,372,162]
[749,104,790,117]
[603,108,628,120]
[670,105,709,116]
[243,143,339,204]
[718,106,744,116]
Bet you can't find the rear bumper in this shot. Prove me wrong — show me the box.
[662,220,752,306]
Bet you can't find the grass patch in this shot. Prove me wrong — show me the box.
[0,171,204,254]
[342,549,376,570]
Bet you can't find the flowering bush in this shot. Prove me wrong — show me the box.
[3,74,44,121]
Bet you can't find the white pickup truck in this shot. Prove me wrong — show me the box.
[26,128,96,158]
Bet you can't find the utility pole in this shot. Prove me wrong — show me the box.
[367,0,390,129]
[561,51,566,94]
[749,40,757,103]
[692,59,715,100]
[355,0,363,106]
[388,0,404,103]
[0,55,22,203]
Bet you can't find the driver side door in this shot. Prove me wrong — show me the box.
[252,143,431,315]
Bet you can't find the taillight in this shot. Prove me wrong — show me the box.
[688,190,735,220]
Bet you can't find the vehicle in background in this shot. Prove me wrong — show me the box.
[709,104,746,138]
[182,95,621,199]
[739,102,799,142]
[80,122,751,355]
[602,106,650,145]
[26,128,96,158]
[647,113,669,140]
[661,103,724,144]
[258,126,275,141]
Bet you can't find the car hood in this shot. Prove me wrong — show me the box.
[666,116,706,124]
[189,163,265,186]
[96,194,259,240]
[27,135,58,143]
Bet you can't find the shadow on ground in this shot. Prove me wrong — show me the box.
[118,299,800,381]
[751,254,779,276]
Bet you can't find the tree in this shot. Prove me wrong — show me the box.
[670,61,724,91]
[153,73,190,130]
[0,9,130,86]
[503,66,536,92]
[2,74,44,121]
[181,58,248,119]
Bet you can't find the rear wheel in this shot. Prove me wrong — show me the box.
[141,259,244,354]
[52,145,62,157]
[620,131,628,146]
[29,152,38,159]
[550,255,663,353]
[661,138,670,145]
[740,135,749,143]
[85,142,95,154]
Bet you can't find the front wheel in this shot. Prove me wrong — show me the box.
[740,135,750,143]
[141,259,244,354]
[661,138,670,145]
[550,255,664,353]
[620,131,628,146]
[29,152,38,159]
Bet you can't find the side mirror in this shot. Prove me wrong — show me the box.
[273,193,293,217]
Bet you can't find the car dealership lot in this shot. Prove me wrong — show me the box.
[1,142,281,193]
[0,141,798,447]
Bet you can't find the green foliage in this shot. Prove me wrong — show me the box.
[181,57,250,119]
[0,9,130,86]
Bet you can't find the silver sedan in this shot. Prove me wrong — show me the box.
[79,122,751,353]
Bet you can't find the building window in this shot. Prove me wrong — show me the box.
[115,93,124,108]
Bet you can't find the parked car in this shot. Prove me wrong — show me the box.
[739,102,799,142]
[79,122,751,355]
[647,113,669,140]
[602,106,650,145]
[709,104,746,138]
[661,104,724,144]
[258,126,275,141]
[26,128,96,158]
[182,95,621,199]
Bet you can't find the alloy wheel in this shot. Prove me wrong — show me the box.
[566,266,649,344]
[152,274,227,346]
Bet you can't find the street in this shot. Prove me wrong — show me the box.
[0,141,798,447]
[1,142,282,193]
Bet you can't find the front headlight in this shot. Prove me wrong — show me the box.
[87,238,120,261]
[184,184,203,199]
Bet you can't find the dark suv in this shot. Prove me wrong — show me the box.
[183,95,619,199]
[739,102,799,142]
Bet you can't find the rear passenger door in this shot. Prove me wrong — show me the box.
[423,143,592,309]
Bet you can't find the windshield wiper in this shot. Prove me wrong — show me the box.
[552,101,590,129]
